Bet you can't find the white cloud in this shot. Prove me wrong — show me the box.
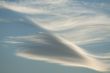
[0,3,46,14]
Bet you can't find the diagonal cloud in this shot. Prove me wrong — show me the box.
[1,0,110,72]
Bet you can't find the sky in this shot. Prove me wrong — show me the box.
[0,0,110,73]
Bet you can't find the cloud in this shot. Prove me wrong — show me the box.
[7,33,110,72]
[27,13,110,47]
[0,2,46,14]
[2,0,110,72]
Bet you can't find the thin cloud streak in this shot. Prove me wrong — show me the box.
[0,4,46,14]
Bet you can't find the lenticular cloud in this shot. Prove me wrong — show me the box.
[1,0,110,72]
